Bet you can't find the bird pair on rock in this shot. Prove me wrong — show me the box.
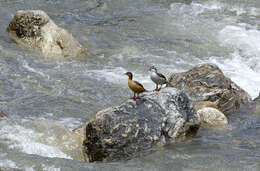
[124,66,167,101]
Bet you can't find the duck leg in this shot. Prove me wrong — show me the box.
[154,84,160,91]
[158,84,162,91]
[132,93,137,101]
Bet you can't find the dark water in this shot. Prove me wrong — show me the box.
[0,0,260,170]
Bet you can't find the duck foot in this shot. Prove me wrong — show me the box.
[131,96,139,101]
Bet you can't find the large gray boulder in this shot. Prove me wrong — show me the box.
[167,63,252,114]
[82,88,200,162]
[7,10,83,57]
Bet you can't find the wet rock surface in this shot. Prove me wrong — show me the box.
[82,88,200,162]
[167,63,252,114]
[7,10,83,57]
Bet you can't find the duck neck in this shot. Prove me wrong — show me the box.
[151,71,158,78]
[153,68,157,73]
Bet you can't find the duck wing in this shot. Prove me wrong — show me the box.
[134,80,145,90]
[157,72,167,80]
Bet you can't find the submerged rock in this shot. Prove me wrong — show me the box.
[197,107,228,127]
[167,63,251,114]
[82,88,200,162]
[233,96,260,125]
[0,111,7,118]
[30,118,85,161]
[252,94,260,115]
[7,10,83,57]
[253,92,260,102]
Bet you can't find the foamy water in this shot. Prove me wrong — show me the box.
[0,119,72,159]
[0,154,17,169]
[168,1,260,99]
[214,25,260,98]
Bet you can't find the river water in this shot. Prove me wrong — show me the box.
[0,0,260,170]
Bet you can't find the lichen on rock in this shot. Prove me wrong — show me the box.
[7,11,49,39]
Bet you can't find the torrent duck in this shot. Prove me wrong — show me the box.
[147,66,167,91]
[124,72,146,100]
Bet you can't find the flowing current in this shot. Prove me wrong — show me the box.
[0,0,260,170]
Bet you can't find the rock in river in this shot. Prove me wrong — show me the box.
[194,101,228,127]
[197,107,228,127]
[82,88,200,162]
[167,63,251,114]
[6,10,83,57]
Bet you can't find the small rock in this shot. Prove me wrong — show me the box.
[197,107,228,127]
[7,10,83,57]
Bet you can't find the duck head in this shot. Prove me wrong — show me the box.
[147,66,157,72]
[124,72,133,80]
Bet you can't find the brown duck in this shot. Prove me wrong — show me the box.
[124,72,146,100]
